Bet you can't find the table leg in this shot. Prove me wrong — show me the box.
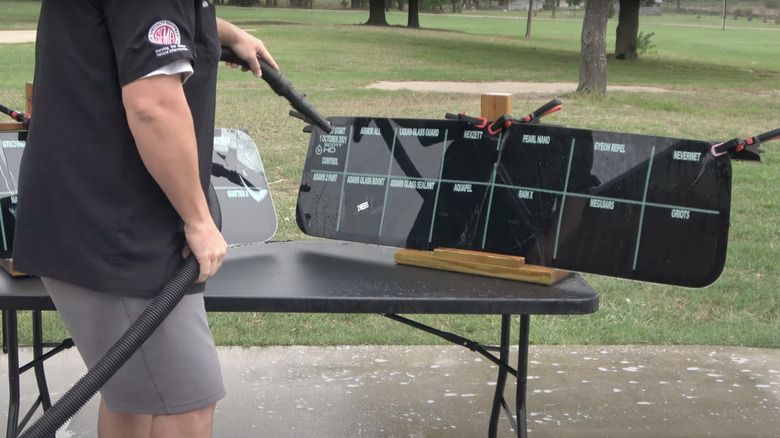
[488,314,512,438]
[516,315,530,438]
[382,313,528,437]
[31,311,52,411]
[4,310,20,438]
[2,311,7,355]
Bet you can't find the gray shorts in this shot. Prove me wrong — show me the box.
[42,277,226,415]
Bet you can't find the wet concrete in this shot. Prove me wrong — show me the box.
[2,345,778,437]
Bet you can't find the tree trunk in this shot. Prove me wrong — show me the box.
[351,0,360,9]
[408,0,420,28]
[577,0,609,96]
[615,0,640,60]
[525,0,534,37]
[365,0,389,25]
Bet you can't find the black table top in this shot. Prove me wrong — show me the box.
[0,240,598,315]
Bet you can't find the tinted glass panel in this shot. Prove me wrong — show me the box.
[297,118,732,287]
[0,129,276,260]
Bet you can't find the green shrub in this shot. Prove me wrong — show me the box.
[636,30,657,56]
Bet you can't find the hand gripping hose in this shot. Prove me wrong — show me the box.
[18,184,222,438]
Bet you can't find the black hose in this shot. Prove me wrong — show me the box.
[0,103,30,125]
[754,127,780,144]
[18,184,222,438]
[219,46,333,133]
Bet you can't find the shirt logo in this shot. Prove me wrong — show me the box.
[148,20,181,46]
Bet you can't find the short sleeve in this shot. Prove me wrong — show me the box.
[102,0,197,86]
[142,59,195,83]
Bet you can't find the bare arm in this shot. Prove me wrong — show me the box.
[216,18,279,77]
[120,19,275,282]
[122,74,226,283]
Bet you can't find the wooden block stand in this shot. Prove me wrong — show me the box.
[394,93,572,286]
[0,122,26,132]
[395,248,571,285]
[0,83,32,276]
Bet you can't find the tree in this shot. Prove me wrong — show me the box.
[615,0,640,60]
[366,0,389,25]
[409,0,421,28]
[577,0,610,95]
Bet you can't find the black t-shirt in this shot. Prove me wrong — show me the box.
[13,0,220,297]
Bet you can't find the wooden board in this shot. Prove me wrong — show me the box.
[395,248,571,285]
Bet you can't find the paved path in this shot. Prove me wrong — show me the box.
[0,31,35,44]
[366,80,671,95]
[3,345,778,437]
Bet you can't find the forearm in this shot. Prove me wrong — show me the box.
[216,17,279,75]
[216,18,241,46]
[122,75,211,228]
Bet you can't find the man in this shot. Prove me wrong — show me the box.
[12,1,277,436]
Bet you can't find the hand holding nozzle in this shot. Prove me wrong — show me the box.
[220,46,332,133]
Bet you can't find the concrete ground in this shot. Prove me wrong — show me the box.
[2,344,778,438]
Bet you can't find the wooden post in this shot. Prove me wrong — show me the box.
[25,82,33,114]
[394,92,572,285]
[480,93,512,122]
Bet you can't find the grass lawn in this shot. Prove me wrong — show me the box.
[0,2,778,348]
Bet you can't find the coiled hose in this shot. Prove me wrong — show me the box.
[19,184,222,438]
